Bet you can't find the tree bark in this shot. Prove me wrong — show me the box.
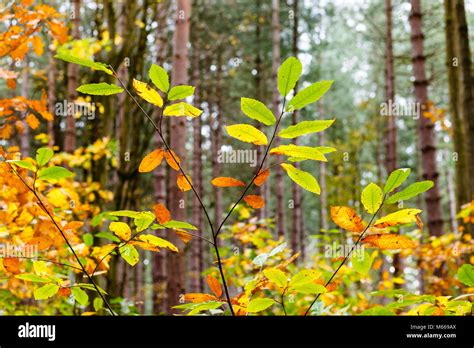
[272,0,286,239]
[47,50,56,147]
[409,0,443,236]
[64,0,80,153]
[166,0,191,311]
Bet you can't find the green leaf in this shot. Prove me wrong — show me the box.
[151,220,198,230]
[71,287,89,306]
[34,283,59,300]
[55,53,113,75]
[108,210,141,218]
[83,233,94,246]
[278,57,302,97]
[384,168,411,194]
[139,234,178,252]
[457,264,474,287]
[270,144,327,162]
[385,181,434,204]
[359,306,395,316]
[119,244,139,266]
[281,163,320,194]
[278,120,335,139]
[361,182,383,214]
[352,250,372,275]
[225,124,268,145]
[240,97,276,126]
[263,268,287,288]
[133,211,156,232]
[247,298,276,313]
[291,283,327,294]
[37,166,74,181]
[75,283,108,295]
[35,147,54,167]
[168,85,195,100]
[149,64,170,92]
[172,301,224,315]
[289,269,321,288]
[15,274,50,283]
[77,83,124,96]
[286,80,333,111]
[95,232,121,243]
[93,297,104,311]
[33,260,47,274]
[163,102,202,117]
[7,160,36,171]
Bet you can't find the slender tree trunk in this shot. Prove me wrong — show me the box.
[214,52,223,236]
[152,0,169,314]
[272,0,286,239]
[64,0,80,153]
[190,3,203,293]
[444,0,470,234]
[453,0,474,206]
[167,0,191,311]
[47,50,56,147]
[291,0,302,257]
[409,0,443,236]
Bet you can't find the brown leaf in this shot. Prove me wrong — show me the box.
[138,149,164,173]
[211,176,246,187]
[415,215,424,231]
[164,150,180,171]
[254,169,270,186]
[330,206,365,233]
[243,195,265,209]
[207,274,223,298]
[177,173,192,192]
[3,257,20,274]
[362,234,416,250]
[153,203,171,224]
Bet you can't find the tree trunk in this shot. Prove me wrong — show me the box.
[291,0,302,256]
[64,0,80,153]
[453,0,474,206]
[166,0,191,311]
[47,50,56,147]
[272,0,286,239]
[409,0,443,236]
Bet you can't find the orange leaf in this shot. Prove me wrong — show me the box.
[211,176,246,187]
[31,36,44,56]
[27,236,53,250]
[63,221,84,230]
[138,149,164,173]
[415,215,424,231]
[153,203,171,224]
[183,293,217,303]
[25,114,39,129]
[362,234,416,250]
[244,195,265,209]
[254,168,270,186]
[3,257,20,274]
[6,78,16,89]
[177,173,192,192]
[58,287,71,297]
[175,229,192,244]
[164,150,180,171]
[207,274,223,298]
[330,206,365,233]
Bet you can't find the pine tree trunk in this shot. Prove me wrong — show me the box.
[167,0,191,311]
[409,0,444,236]
[453,0,474,205]
[64,0,80,153]
[272,0,286,239]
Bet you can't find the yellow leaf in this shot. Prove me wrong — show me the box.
[330,206,365,233]
[183,293,217,303]
[153,203,171,224]
[25,114,40,129]
[211,176,246,187]
[373,209,422,228]
[139,234,178,252]
[31,36,44,56]
[138,149,164,173]
[109,221,131,241]
[225,124,268,145]
[362,234,416,249]
[177,173,192,192]
[207,274,222,298]
[163,102,203,117]
[132,79,163,107]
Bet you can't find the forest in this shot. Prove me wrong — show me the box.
[0,0,473,318]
